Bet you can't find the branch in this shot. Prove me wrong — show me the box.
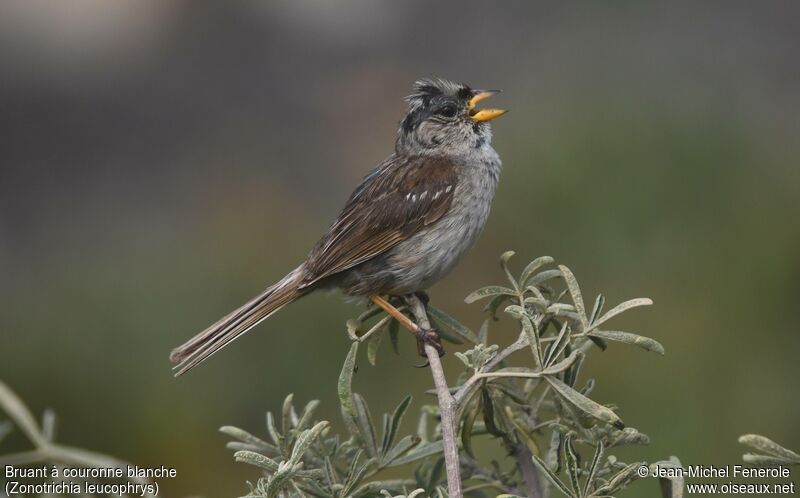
[405,295,463,498]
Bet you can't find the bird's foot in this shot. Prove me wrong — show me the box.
[414,327,444,367]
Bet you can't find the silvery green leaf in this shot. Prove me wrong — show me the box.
[564,348,585,387]
[266,412,284,450]
[559,265,588,331]
[0,381,45,447]
[461,397,481,458]
[354,393,379,458]
[296,399,320,431]
[454,351,471,368]
[593,298,653,327]
[234,450,280,471]
[425,456,446,492]
[220,426,278,454]
[589,330,665,355]
[500,250,520,291]
[580,378,595,396]
[367,326,384,366]
[388,441,443,466]
[428,305,479,344]
[651,456,684,498]
[520,313,543,368]
[524,295,550,311]
[465,285,517,304]
[281,394,295,437]
[504,304,527,319]
[342,449,372,496]
[596,461,642,495]
[339,342,359,437]
[382,435,420,465]
[564,435,581,497]
[520,256,555,286]
[589,294,605,325]
[382,395,412,454]
[546,377,623,429]
[738,434,800,460]
[323,454,338,487]
[742,454,797,466]
[346,318,362,341]
[609,427,650,446]
[478,318,490,344]
[543,322,570,368]
[532,454,577,498]
[583,441,604,497]
[527,269,563,287]
[289,421,328,465]
[542,351,581,375]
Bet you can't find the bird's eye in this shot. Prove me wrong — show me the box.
[438,103,458,118]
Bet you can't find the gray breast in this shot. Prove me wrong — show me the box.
[379,146,502,294]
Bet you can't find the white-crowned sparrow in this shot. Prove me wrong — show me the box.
[171,77,506,375]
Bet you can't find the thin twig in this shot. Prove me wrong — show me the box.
[405,295,463,498]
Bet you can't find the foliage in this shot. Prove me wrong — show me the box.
[225,253,680,498]
[0,380,151,497]
[739,435,800,467]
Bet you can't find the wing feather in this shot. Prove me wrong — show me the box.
[300,155,457,287]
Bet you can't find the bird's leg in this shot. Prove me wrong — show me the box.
[369,295,444,361]
[370,295,419,333]
[414,290,430,309]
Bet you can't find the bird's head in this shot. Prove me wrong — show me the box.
[397,77,507,155]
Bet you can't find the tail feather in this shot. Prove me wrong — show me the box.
[170,266,306,376]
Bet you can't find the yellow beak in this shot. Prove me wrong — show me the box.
[468,90,507,122]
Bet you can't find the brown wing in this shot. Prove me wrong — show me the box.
[300,155,458,288]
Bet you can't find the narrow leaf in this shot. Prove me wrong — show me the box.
[532,454,577,498]
[543,322,570,368]
[0,381,45,447]
[354,393,379,458]
[382,435,420,465]
[527,269,563,287]
[589,294,605,325]
[559,265,588,331]
[220,426,278,454]
[367,327,384,366]
[520,256,555,286]
[564,435,581,496]
[500,250,520,291]
[338,342,360,436]
[465,285,516,304]
[738,434,800,460]
[545,376,623,429]
[387,441,443,467]
[593,298,653,327]
[382,395,412,454]
[589,330,664,355]
[428,305,479,344]
[583,441,604,497]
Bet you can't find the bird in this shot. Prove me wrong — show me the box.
[170,77,507,375]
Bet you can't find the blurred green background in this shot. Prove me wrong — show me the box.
[1,1,798,496]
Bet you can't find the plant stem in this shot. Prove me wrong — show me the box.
[406,295,463,498]
[514,443,543,498]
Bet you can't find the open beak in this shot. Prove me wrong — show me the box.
[468,90,507,122]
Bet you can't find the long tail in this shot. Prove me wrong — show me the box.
[170,265,306,376]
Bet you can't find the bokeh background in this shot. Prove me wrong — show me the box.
[1,1,799,496]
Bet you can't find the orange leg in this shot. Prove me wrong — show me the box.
[370,295,419,333]
[370,295,444,359]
